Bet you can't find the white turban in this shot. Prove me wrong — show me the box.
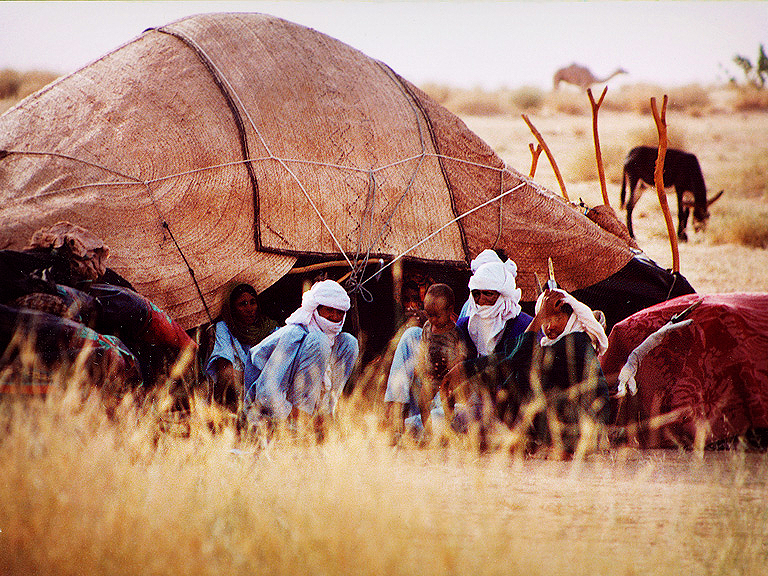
[535,288,608,356]
[470,249,503,273]
[466,260,522,355]
[468,260,521,301]
[285,280,351,343]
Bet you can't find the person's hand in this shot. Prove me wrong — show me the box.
[540,289,566,316]
[527,289,565,333]
[441,362,467,400]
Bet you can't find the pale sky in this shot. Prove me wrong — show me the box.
[1,1,767,90]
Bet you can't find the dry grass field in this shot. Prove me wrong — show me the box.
[2,81,768,575]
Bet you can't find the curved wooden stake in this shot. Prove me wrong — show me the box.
[287,257,383,275]
[650,95,680,273]
[588,87,610,206]
[521,114,569,201]
[528,142,543,178]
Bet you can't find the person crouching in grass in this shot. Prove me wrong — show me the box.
[448,288,609,458]
[244,280,358,438]
[414,283,465,438]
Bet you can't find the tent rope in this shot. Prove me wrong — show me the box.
[357,62,430,265]
[359,182,526,287]
[493,169,505,249]
[3,150,538,299]
[2,149,213,323]
[161,221,214,324]
[3,151,519,201]
[164,28,356,271]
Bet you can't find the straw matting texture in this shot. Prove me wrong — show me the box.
[159,14,466,263]
[399,80,635,300]
[0,12,635,326]
[0,18,298,328]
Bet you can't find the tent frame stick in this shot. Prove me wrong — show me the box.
[651,95,680,273]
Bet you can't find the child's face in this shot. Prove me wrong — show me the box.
[424,294,453,332]
[543,310,570,340]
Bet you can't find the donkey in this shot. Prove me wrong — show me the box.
[620,146,724,241]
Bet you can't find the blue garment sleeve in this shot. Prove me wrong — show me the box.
[204,321,250,381]
[384,326,423,404]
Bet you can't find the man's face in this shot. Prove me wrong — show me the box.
[471,289,500,306]
[317,305,345,323]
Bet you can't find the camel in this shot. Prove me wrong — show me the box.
[553,63,627,90]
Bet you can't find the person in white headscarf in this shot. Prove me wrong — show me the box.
[458,249,504,319]
[455,259,533,376]
[244,280,358,422]
[439,259,532,427]
[535,288,608,356]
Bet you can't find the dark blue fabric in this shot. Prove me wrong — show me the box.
[456,311,534,377]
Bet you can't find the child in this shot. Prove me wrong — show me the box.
[534,288,608,355]
[484,289,609,456]
[415,283,465,433]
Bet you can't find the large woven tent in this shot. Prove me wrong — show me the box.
[0,12,638,329]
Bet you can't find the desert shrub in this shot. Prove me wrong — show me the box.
[708,201,768,248]
[449,89,505,116]
[545,90,589,115]
[0,69,59,110]
[509,85,544,112]
[419,82,454,105]
[729,43,768,89]
[16,70,59,99]
[0,68,22,99]
[732,86,768,111]
[666,84,711,115]
[601,83,665,114]
[445,88,512,117]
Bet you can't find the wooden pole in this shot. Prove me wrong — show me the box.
[650,95,680,273]
[521,114,569,201]
[287,257,384,275]
[528,142,543,178]
[588,87,610,206]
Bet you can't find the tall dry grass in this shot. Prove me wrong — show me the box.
[2,375,768,576]
[708,199,768,249]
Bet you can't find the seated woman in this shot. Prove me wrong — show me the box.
[244,280,358,427]
[488,289,610,456]
[205,283,279,411]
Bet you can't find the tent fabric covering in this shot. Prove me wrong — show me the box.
[601,293,768,448]
[0,12,635,329]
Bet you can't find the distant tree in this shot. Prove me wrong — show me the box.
[730,44,768,89]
